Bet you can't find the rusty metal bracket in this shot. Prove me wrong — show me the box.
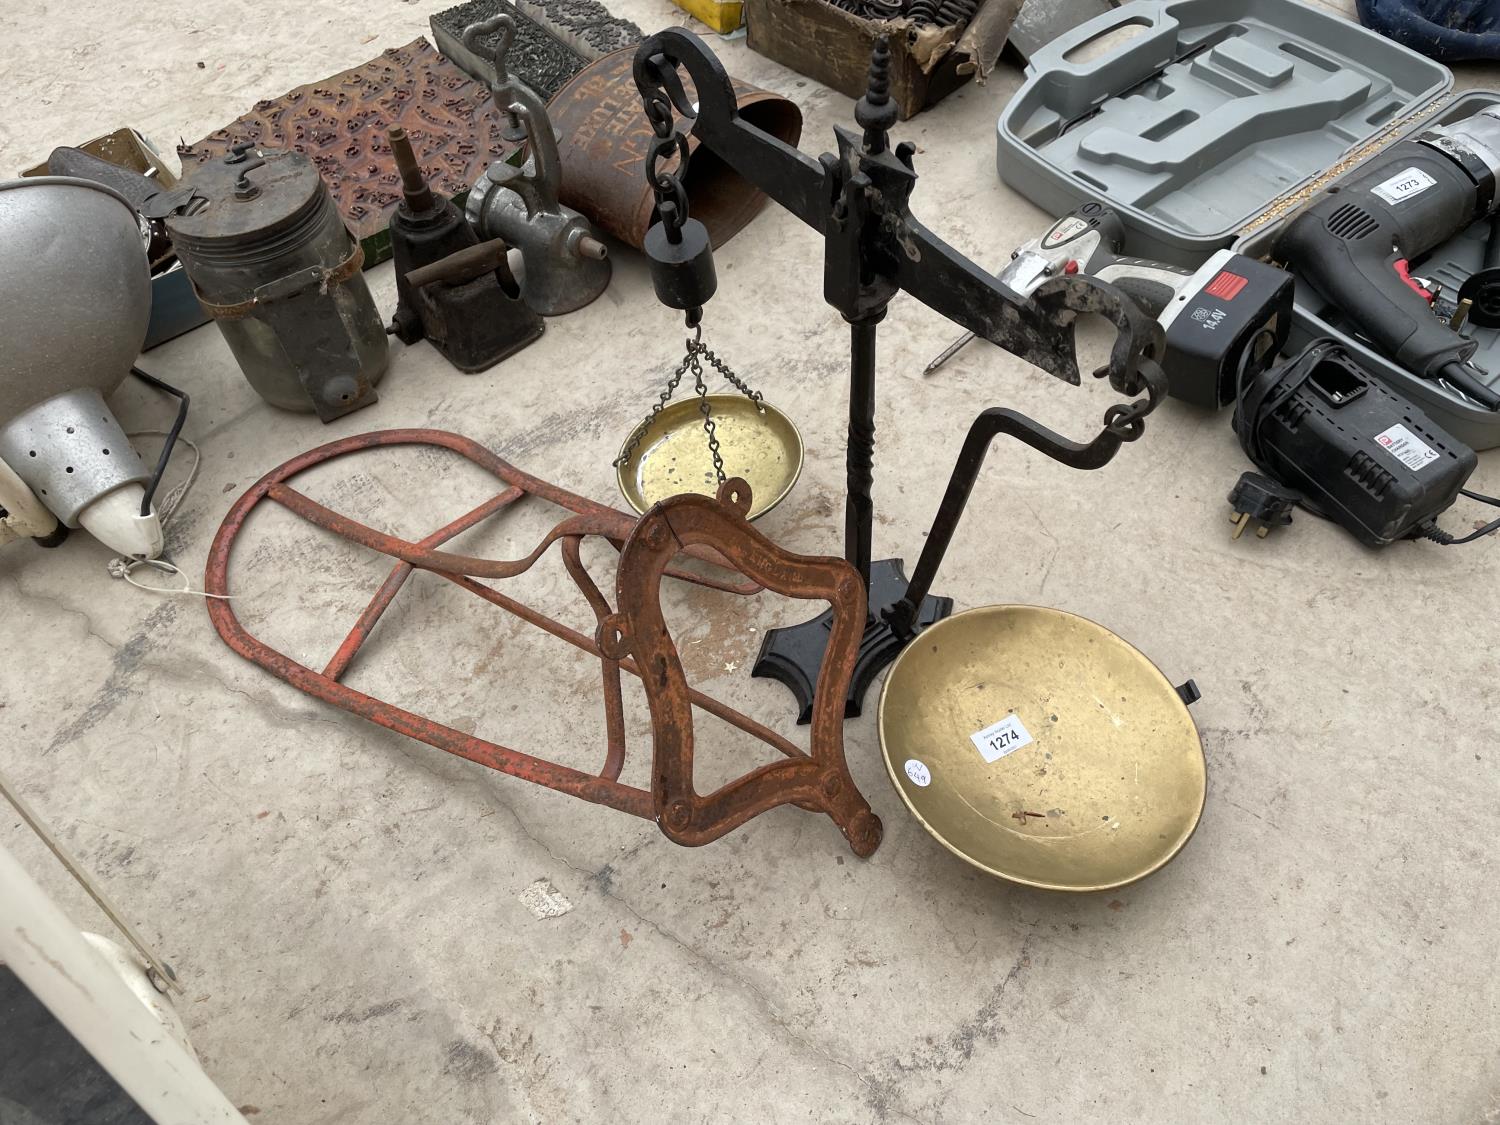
[204,430,882,857]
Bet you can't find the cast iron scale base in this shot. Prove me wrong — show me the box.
[634,30,1166,722]
[756,559,952,724]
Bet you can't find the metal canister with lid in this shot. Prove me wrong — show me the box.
[162,143,388,421]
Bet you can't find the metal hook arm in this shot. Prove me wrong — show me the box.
[462,14,516,81]
[506,92,562,210]
[885,386,1162,639]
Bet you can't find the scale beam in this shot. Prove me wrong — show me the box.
[634,29,1166,722]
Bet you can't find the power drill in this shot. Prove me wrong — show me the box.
[926,202,1293,408]
[1274,105,1500,411]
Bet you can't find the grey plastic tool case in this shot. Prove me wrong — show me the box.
[995,0,1500,450]
[995,0,1452,267]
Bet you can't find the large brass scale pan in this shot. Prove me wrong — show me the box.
[879,606,1205,892]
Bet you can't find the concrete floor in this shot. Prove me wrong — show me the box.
[4,1,1498,1122]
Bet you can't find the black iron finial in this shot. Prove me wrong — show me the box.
[855,36,897,155]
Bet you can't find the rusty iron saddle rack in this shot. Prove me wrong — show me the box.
[205,429,883,856]
[633,30,1167,723]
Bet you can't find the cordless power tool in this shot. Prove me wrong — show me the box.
[927,202,1293,408]
[1274,104,1500,411]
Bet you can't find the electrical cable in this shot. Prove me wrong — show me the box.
[1460,486,1500,506]
[1415,487,1500,545]
[104,368,229,597]
[104,430,224,596]
[123,429,201,529]
[128,366,189,517]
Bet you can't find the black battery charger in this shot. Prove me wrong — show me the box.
[1231,338,1490,547]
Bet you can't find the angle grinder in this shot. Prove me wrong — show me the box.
[927,203,1293,408]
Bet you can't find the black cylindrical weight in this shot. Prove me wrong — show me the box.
[644,217,717,311]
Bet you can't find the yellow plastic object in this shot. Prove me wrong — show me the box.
[671,0,745,34]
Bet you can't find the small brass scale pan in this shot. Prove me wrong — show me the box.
[616,394,804,521]
[614,29,1201,889]
[879,605,1206,893]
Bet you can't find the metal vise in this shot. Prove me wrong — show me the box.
[463,15,612,317]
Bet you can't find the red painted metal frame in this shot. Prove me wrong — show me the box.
[204,429,882,856]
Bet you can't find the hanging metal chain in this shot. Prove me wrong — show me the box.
[614,325,769,480]
[644,91,691,250]
[614,344,692,468]
[691,342,726,484]
[698,340,765,412]
[620,73,766,487]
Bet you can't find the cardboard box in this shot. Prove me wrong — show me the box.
[746,0,1019,118]
[21,126,177,186]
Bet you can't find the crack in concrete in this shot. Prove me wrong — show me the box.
[484,794,932,1125]
[864,934,1037,1118]
[1016,498,1062,599]
[8,575,121,654]
[40,601,180,754]
[138,649,351,736]
[195,399,269,445]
